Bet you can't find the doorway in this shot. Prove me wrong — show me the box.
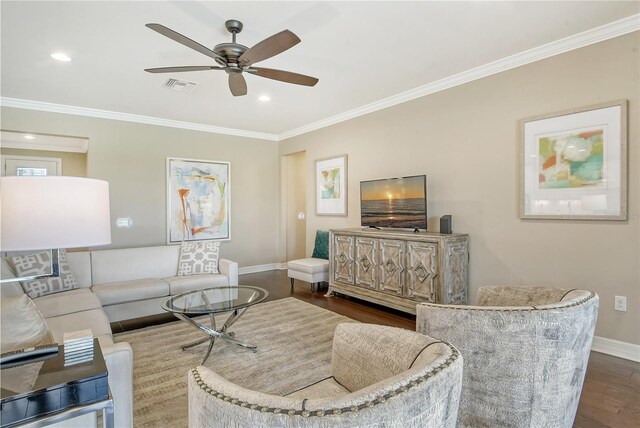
[282,151,307,261]
[1,154,62,176]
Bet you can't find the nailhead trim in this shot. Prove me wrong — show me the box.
[192,345,460,418]
[420,291,596,312]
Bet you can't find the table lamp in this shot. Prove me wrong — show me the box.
[0,176,111,283]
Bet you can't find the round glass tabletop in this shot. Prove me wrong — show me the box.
[161,286,269,315]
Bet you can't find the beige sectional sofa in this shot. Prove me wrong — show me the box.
[1,244,239,428]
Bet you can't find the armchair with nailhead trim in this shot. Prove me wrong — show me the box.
[188,323,463,427]
[416,286,599,428]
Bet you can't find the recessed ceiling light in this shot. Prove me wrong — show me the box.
[23,135,35,140]
[258,95,271,102]
[51,52,71,62]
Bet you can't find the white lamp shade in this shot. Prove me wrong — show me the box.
[1,176,111,251]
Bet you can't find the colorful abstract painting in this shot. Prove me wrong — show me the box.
[316,155,348,216]
[538,129,604,189]
[320,167,341,199]
[167,158,230,243]
[521,100,626,220]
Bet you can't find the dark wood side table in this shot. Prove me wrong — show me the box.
[0,339,113,428]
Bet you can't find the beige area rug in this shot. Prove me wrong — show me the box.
[114,297,356,427]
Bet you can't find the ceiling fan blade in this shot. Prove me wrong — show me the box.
[144,66,224,73]
[229,73,247,96]
[146,23,226,63]
[247,67,318,87]
[238,30,300,67]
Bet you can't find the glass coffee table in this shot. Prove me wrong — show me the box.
[161,286,268,364]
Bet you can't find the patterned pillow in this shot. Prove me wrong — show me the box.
[312,230,330,260]
[10,249,78,299]
[177,241,220,276]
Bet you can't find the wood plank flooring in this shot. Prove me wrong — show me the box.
[111,269,640,428]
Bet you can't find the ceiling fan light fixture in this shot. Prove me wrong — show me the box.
[51,52,71,62]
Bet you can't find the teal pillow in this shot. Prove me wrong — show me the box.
[312,231,330,260]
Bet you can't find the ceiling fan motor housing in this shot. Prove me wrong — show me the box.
[213,43,248,66]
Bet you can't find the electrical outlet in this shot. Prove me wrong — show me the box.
[614,295,627,312]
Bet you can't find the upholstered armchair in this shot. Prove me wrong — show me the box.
[188,323,463,427]
[416,286,599,428]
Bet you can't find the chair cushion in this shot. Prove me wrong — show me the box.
[177,241,220,276]
[33,288,103,318]
[10,249,78,298]
[285,377,350,400]
[1,295,52,353]
[287,258,329,274]
[311,231,329,260]
[165,274,229,295]
[92,278,170,306]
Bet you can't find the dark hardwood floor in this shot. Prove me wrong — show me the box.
[111,269,640,428]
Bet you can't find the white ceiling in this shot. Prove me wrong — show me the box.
[1,1,638,140]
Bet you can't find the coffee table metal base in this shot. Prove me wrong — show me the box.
[173,307,257,364]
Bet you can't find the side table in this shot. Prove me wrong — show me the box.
[0,339,112,428]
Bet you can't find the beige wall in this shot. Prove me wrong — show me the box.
[284,151,307,261]
[0,147,87,177]
[280,33,640,345]
[0,108,281,268]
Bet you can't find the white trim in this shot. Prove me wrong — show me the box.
[1,141,88,153]
[1,15,637,142]
[239,263,287,275]
[592,336,640,362]
[278,14,640,141]
[1,130,88,153]
[0,98,278,142]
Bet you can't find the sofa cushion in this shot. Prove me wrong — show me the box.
[10,249,79,298]
[34,288,102,318]
[45,308,113,342]
[165,274,229,295]
[287,258,329,274]
[177,241,220,276]
[92,278,170,306]
[1,295,52,353]
[65,251,92,289]
[285,377,350,400]
[0,258,24,299]
[91,246,181,284]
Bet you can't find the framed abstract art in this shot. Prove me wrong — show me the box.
[520,100,627,220]
[315,154,348,216]
[167,157,231,243]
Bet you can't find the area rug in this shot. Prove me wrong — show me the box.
[113,297,356,427]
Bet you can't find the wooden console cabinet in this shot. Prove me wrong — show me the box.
[327,228,468,314]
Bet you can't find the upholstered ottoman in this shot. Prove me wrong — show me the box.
[287,258,329,292]
[287,231,330,292]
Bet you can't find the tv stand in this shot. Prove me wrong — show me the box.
[327,228,468,314]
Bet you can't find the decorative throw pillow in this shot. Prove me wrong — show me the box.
[177,241,220,276]
[10,249,78,299]
[1,295,52,354]
[312,230,330,260]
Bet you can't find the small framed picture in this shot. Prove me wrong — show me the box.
[520,100,627,220]
[315,154,348,216]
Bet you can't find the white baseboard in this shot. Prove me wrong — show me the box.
[239,263,287,275]
[592,336,640,362]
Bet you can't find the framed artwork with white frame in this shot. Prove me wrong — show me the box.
[520,100,627,220]
[167,157,231,243]
[315,154,348,216]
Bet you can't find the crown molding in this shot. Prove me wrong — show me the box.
[0,98,279,142]
[1,15,637,143]
[278,14,640,141]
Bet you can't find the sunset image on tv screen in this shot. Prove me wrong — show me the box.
[360,175,426,229]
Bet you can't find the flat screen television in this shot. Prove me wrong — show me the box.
[360,175,427,230]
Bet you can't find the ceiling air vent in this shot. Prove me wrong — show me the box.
[163,78,197,92]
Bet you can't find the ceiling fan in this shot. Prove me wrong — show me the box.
[144,19,319,97]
